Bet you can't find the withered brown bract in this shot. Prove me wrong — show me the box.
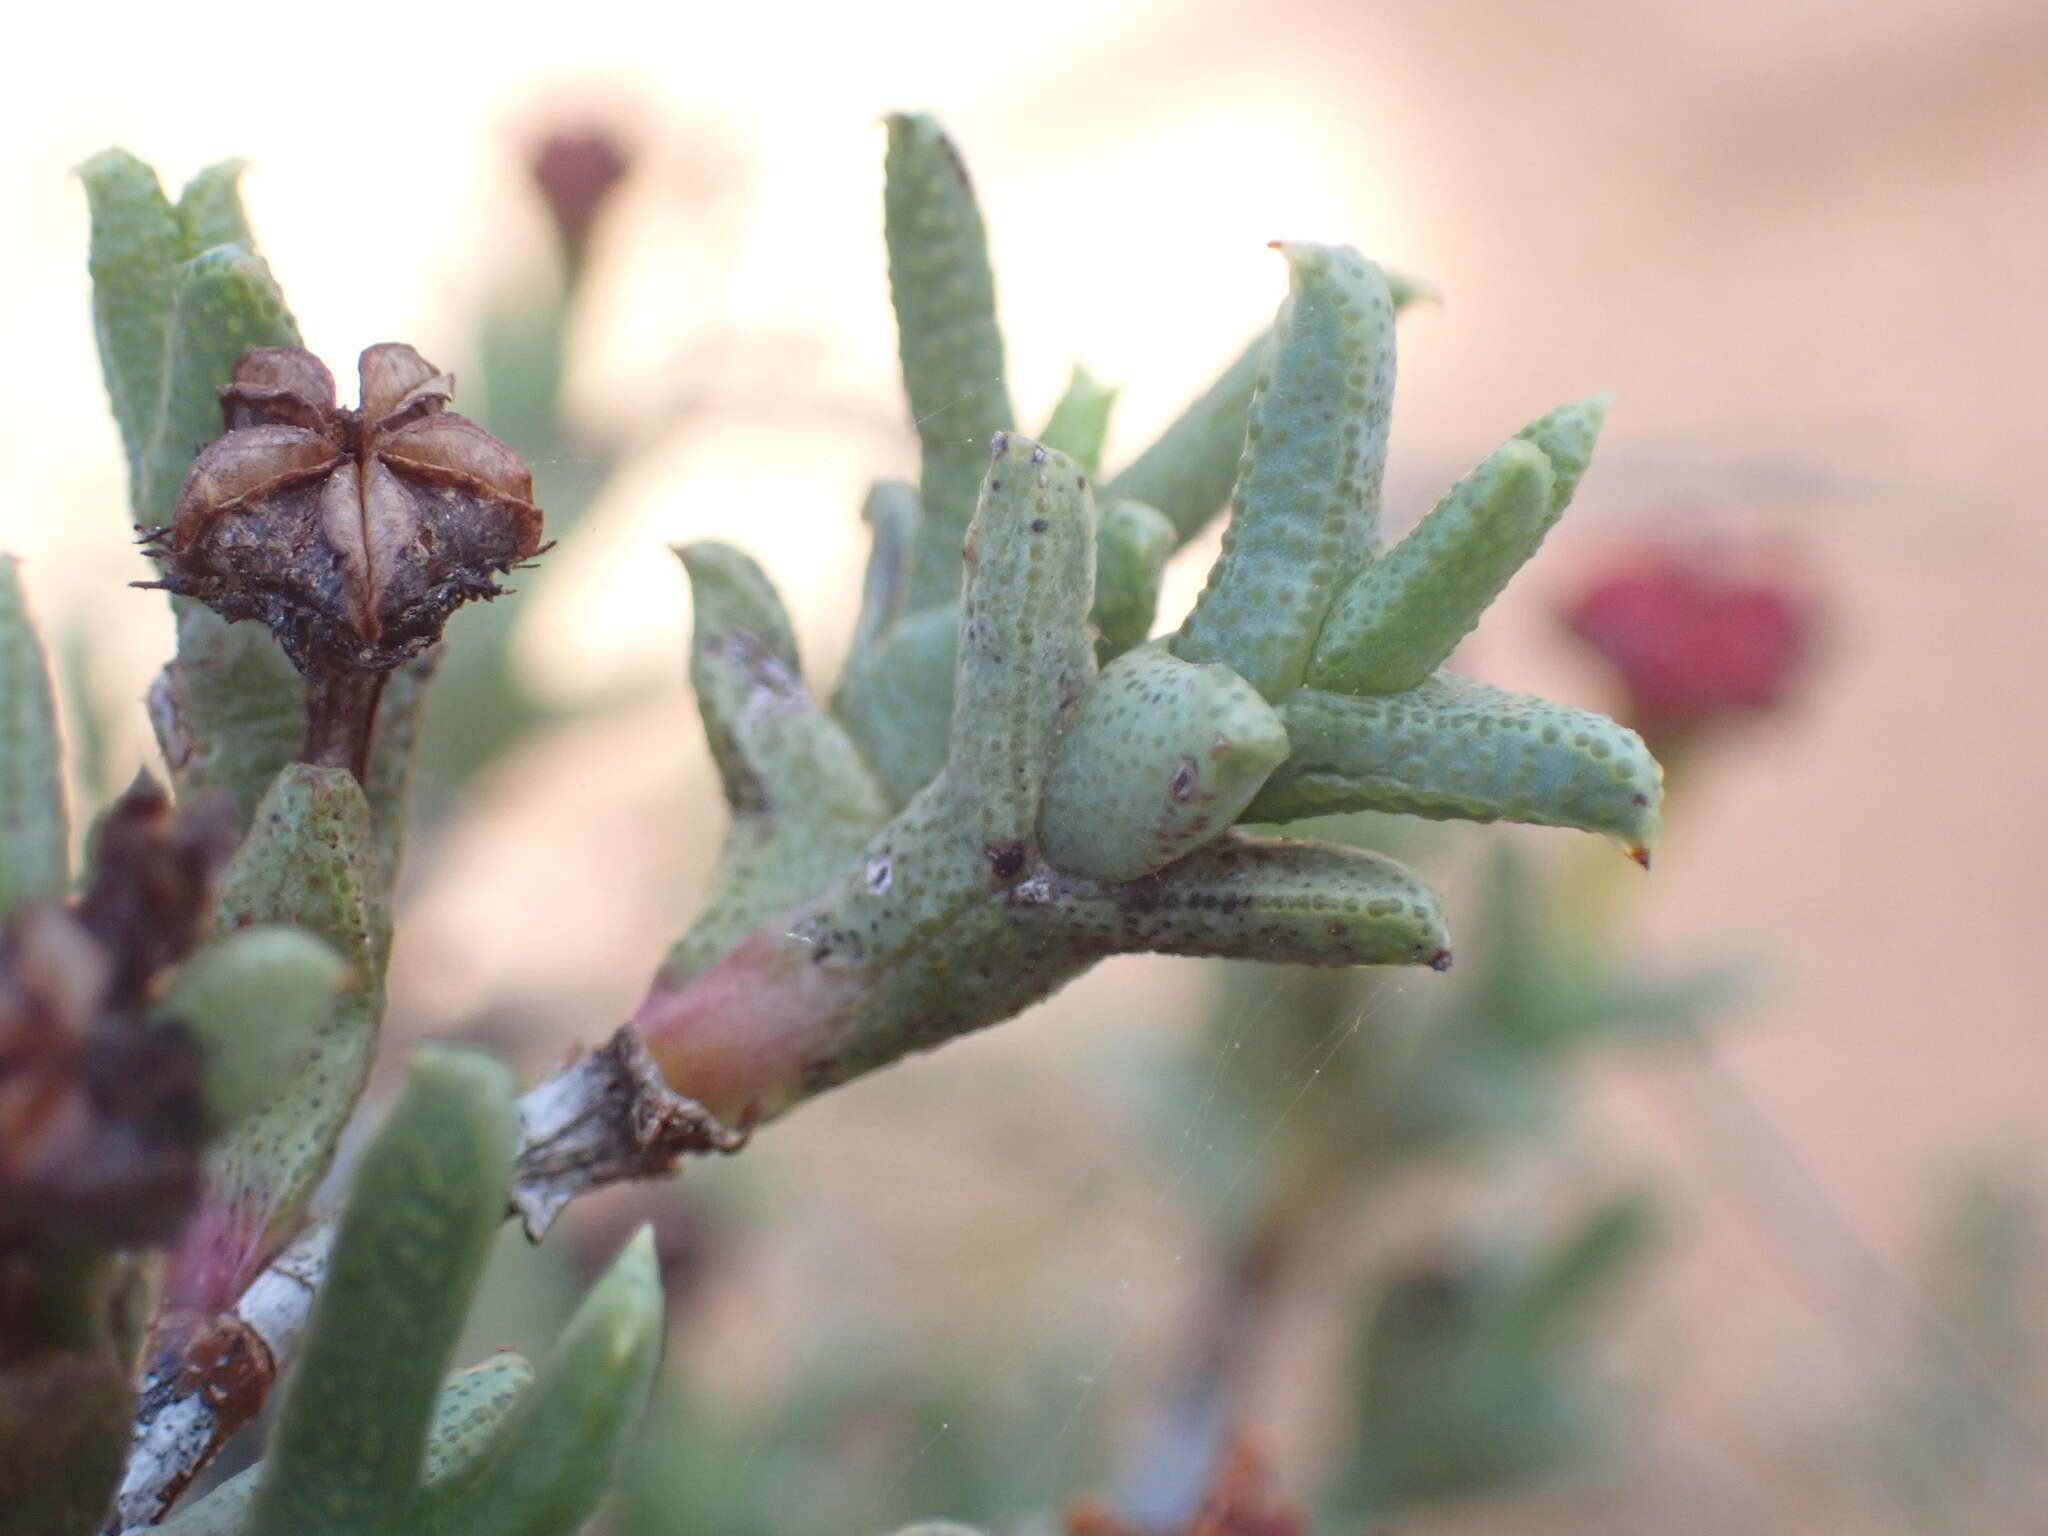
[144,343,544,675]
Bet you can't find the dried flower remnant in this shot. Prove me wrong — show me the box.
[0,774,234,1258]
[141,344,545,779]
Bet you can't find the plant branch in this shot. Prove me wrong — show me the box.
[107,1026,739,1532]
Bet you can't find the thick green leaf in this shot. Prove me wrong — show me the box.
[833,601,958,809]
[77,147,182,501]
[850,479,922,656]
[1173,243,1396,697]
[883,113,1016,610]
[425,1229,664,1536]
[1247,673,1662,857]
[0,557,68,915]
[1308,400,1606,696]
[943,433,1096,851]
[660,545,888,984]
[140,243,300,526]
[247,1048,518,1536]
[1026,831,1450,969]
[1102,331,1264,546]
[163,766,384,1311]
[158,1354,535,1536]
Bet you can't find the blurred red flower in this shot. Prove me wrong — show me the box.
[528,127,633,275]
[1565,544,1817,753]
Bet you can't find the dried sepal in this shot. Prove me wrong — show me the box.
[0,774,234,1257]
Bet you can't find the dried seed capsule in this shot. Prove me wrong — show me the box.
[146,344,542,676]
[142,343,545,780]
[1172,242,1397,698]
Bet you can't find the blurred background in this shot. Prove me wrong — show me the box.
[5,0,2046,1529]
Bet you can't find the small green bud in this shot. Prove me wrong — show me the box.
[174,159,256,256]
[426,1228,663,1536]
[1039,643,1287,882]
[1038,362,1119,475]
[160,927,345,1131]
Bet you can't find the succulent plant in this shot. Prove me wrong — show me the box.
[0,108,1662,1534]
[631,112,1662,1130]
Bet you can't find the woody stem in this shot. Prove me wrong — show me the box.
[298,667,388,784]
